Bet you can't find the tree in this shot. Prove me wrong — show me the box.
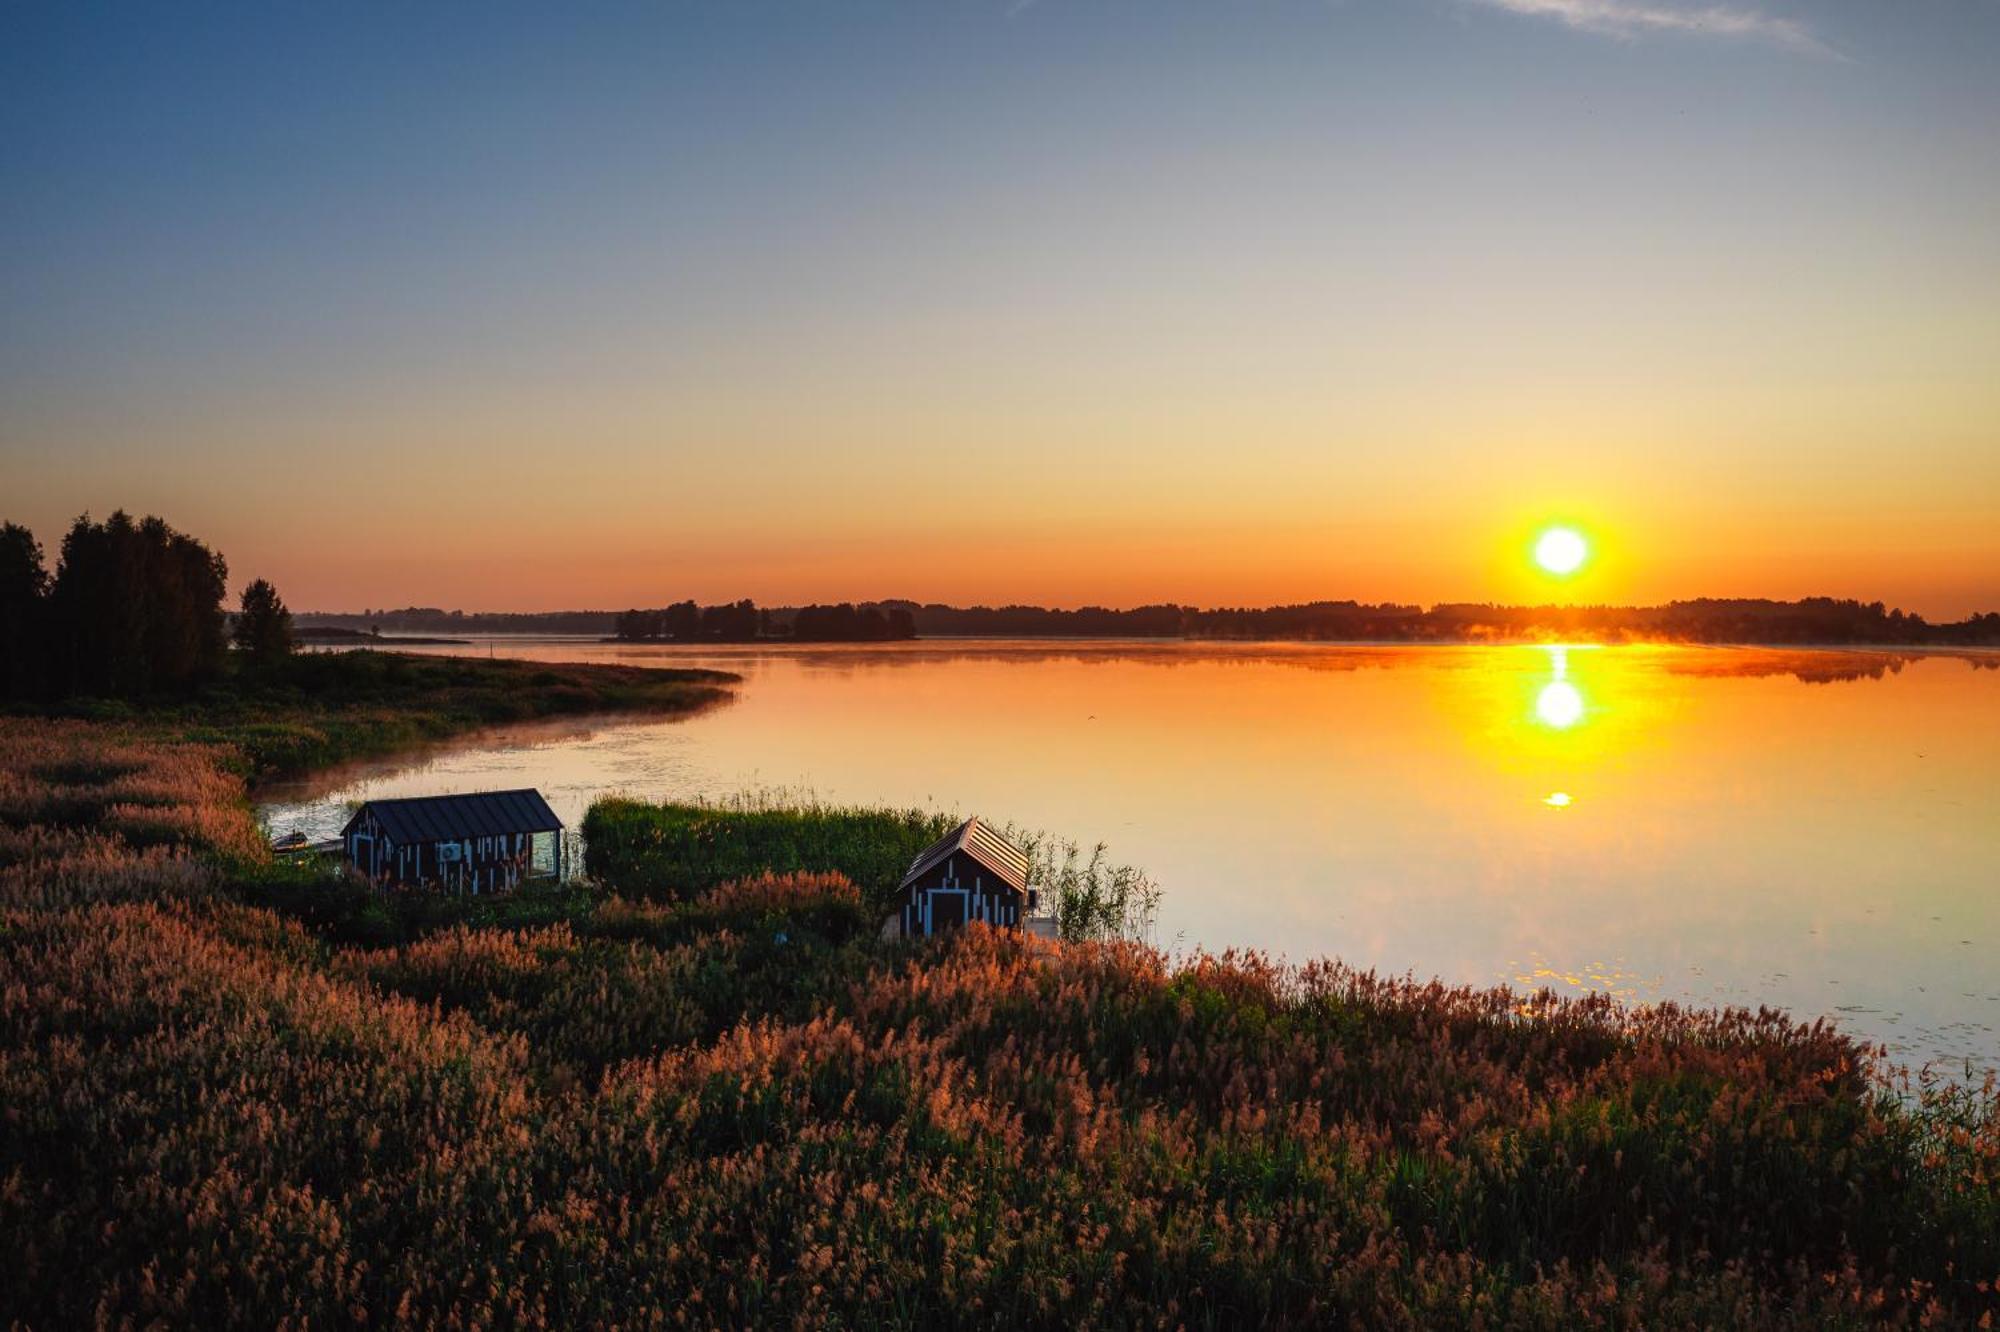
[233,578,295,662]
[0,522,49,699]
[46,511,229,697]
[663,600,701,641]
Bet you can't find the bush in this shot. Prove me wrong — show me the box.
[3,907,1996,1328]
[584,796,1160,939]
[582,795,953,914]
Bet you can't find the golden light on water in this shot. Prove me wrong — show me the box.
[1532,645,1588,730]
[1536,680,1586,729]
[1534,526,1589,576]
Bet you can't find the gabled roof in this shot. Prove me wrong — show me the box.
[343,789,562,844]
[899,817,1030,895]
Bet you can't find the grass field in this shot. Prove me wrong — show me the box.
[582,793,1161,939]
[1,658,1996,1327]
[0,651,737,912]
[126,648,737,778]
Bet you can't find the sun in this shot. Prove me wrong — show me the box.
[1533,526,1589,576]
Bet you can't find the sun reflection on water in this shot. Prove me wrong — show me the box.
[1536,680,1586,729]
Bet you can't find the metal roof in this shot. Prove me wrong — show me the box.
[898,816,1030,895]
[342,789,562,845]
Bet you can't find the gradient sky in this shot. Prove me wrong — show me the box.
[3,1,1997,615]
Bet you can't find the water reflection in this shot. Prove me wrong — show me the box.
[263,640,2000,1076]
[1530,646,1590,731]
[1535,680,1585,729]
[319,636,1997,685]
[1528,648,1593,814]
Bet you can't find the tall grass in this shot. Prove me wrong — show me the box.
[1,652,739,913]
[3,900,1995,1327]
[582,794,1160,938]
[159,650,738,778]
[3,708,1998,1325]
[581,794,955,912]
[0,719,262,908]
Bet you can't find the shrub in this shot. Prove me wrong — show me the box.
[581,796,953,913]
[6,907,1993,1328]
[583,796,1159,939]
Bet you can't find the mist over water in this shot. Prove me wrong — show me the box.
[261,639,2000,1075]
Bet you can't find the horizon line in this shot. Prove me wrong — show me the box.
[292,594,2000,622]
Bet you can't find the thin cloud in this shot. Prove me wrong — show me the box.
[1470,0,1840,58]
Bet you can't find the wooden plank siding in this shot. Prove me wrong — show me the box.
[897,840,1033,937]
[341,791,563,893]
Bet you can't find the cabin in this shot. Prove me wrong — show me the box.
[342,789,563,892]
[895,817,1037,937]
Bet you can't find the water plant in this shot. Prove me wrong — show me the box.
[3,713,1996,1327]
[582,794,1160,939]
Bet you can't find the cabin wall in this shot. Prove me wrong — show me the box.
[344,811,387,880]
[344,820,558,893]
[899,851,1026,937]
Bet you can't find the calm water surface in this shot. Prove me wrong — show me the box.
[260,640,2000,1074]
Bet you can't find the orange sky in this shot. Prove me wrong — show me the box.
[4,3,1997,617]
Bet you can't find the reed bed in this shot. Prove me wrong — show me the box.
[582,795,955,911]
[0,719,261,907]
[2,890,1994,1328]
[584,797,1160,938]
[1,707,1995,1326]
[159,650,738,778]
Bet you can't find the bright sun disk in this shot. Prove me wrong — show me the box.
[1534,526,1589,576]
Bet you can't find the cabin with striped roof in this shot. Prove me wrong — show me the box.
[895,816,1037,937]
[342,789,563,892]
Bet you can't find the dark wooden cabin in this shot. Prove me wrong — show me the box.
[342,789,563,893]
[896,816,1036,937]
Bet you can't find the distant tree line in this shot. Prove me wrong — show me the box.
[610,600,916,643]
[0,512,291,701]
[302,607,626,636]
[300,596,2000,646]
[876,596,2000,645]
[788,603,917,642]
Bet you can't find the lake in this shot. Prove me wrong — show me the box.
[259,639,2000,1075]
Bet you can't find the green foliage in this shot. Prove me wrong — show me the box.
[582,794,954,915]
[3,687,1999,1326]
[39,511,230,698]
[0,522,48,700]
[2,904,1996,1328]
[157,649,737,779]
[1014,829,1161,942]
[585,795,1161,940]
[0,655,738,916]
[231,577,294,661]
[357,878,878,1080]
[581,871,874,950]
[234,866,603,948]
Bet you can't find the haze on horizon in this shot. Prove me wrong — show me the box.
[3,1,1996,618]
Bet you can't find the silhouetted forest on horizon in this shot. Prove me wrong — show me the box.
[295,597,2000,646]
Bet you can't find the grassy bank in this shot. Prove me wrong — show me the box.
[2,888,1996,1327]
[582,793,1162,938]
[123,649,737,779]
[1,666,1997,1326]
[582,794,956,913]
[0,652,737,913]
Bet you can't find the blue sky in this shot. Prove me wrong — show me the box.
[3,1,1996,612]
